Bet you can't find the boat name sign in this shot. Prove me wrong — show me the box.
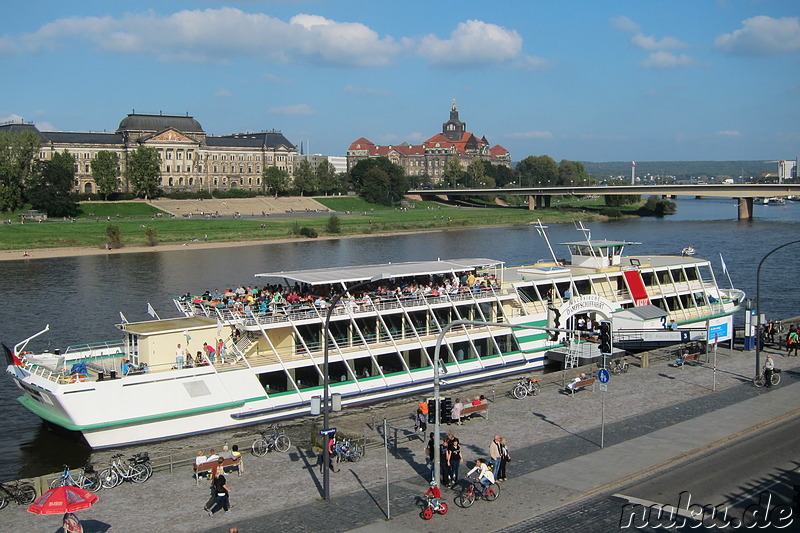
[559,294,616,319]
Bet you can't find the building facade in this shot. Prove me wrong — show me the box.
[0,113,297,194]
[346,101,510,182]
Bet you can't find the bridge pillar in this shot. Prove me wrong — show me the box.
[738,197,753,219]
[528,195,536,210]
[544,195,551,208]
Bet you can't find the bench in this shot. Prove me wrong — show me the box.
[675,351,702,368]
[566,378,595,396]
[193,457,242,485]
[459,401,489,420]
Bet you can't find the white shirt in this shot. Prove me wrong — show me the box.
[467,462,495,484]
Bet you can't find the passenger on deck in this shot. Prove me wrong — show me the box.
[121,360,133,375]
[186,353,195,368]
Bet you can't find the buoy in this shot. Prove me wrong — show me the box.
[69,373,86,384]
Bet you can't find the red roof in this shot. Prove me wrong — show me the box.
[490,144,509,157]
[348,137,376,151]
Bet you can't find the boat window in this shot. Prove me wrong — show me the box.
[656,270,672,285]
[685,267,699,281]
[257,370,288,393]
[376,353,404,375]
[672,268,688,282]
[517,286,540,303]
[574,279,592,296]
[294,367,319,390]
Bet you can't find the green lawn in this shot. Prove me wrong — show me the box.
[0,197,623,251]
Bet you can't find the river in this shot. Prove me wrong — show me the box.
[0,197,798,480]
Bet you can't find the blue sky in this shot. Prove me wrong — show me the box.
[1,1,798,162]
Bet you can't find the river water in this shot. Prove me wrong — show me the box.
[1,197,798,480]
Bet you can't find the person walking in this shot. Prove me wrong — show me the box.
[208,459,231,516]
[446,437,462,486]
[489,435,503,477]
[497,437,510,481]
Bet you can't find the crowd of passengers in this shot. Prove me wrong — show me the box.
[179,272,501,316]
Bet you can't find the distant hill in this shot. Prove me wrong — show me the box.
[579,160,778,181]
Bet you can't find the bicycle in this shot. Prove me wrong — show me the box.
[753,368,781,388]
[420,495,449,520]
[129,452,153,480]
[511,377,540,399]
[0,480,37,510]
[611,357,629,375]
[49,463,102,493]
[98,454,150,488]
[333,439,364,462]
[251,424,291,456]
[454,477,499,508]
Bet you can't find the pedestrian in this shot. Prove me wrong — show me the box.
[497,437,510,481]
[415,407,427,433]
[451,397,463,425]
[788,327,799,357]
[207,459,231,516]
[764,354,775,388]
[328,431,340,473]
[447,436,462,486]
[425,431,435,478]
[489,434,503,476]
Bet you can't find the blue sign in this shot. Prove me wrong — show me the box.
[319,427,337,436]
[598,368,610,383]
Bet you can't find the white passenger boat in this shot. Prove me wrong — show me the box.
[4,226,744,448]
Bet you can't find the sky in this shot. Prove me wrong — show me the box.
[1,1,799,163]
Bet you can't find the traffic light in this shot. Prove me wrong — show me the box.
[441,397,453,423]
[427,399,437,424]
[599,320,612,354]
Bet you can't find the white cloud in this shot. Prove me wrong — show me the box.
[629,33,687,51]
[715,16,800,55]
[37,121,55,131]
[267,104,313,115]
[506,131,553,140]
[717,130,740,137]
[6,8,406,67]
[214,89,232,98]
[639,51,695,68]
[519,55,551,70]
[611,16,640,33]
[1,113,25,124]
[417,20,522,67]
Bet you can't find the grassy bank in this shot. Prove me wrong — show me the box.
[0,196,637,252]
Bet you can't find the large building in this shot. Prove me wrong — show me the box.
[0,113,297,194]
[346,101,510,182]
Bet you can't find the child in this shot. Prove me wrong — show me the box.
[425,481,442,511]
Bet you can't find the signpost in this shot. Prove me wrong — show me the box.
[598,368,610,448]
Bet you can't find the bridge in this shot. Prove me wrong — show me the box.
[409,184,800,219]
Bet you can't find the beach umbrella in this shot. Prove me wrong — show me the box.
[27,485,99,515]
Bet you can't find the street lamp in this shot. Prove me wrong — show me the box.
[754,240,800,377]
[321,274,391,501]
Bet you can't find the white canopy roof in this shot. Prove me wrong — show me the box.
[254,258,502,286]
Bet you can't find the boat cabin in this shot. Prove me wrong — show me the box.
[118,316,219,371]
[560,240,630,269]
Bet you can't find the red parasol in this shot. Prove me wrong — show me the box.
[27,485,99,515]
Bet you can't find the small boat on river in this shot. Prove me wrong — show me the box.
[4,224,745,448]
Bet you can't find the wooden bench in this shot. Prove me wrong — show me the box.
[193,457,242,485]
[675,351,702,368]
[459,401,489,420]
[566,378,595,396]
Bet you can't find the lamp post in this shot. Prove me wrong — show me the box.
[432,319,570,487]
[321,274,390,501]
[754,240,800,377]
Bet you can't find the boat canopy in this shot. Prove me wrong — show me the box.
[254,258,503,286]
[558,239,634,269]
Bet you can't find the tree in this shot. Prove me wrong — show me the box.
[263,166,289,197]
[604,194,641,207]
[348,157,408,205]
[26,150,78,217]
[0,130,41,212]
[293,160,318,196]
[127,146,161,199]
[442,158,464,188]
[91,150,120,200]
[517,155,558,187]
[316,160,339,195]
[557,159,590,186]
[467,158,486,188]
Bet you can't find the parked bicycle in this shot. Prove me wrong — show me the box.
[252,424,291,456]
[129,452,153,479]
[0,480,37,510]
[511,376,540,399]
[333,439,364,462]
[611,357,629,375]
[454,478,499,508]
[49,463,102,493]
[99,454,150,488]
[753,368,781,388]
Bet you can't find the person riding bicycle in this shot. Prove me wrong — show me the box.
[425,481,442,511]
[466,458,495,491]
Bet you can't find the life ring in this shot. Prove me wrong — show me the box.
[20,351,31,356]
[69,373,86,384]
